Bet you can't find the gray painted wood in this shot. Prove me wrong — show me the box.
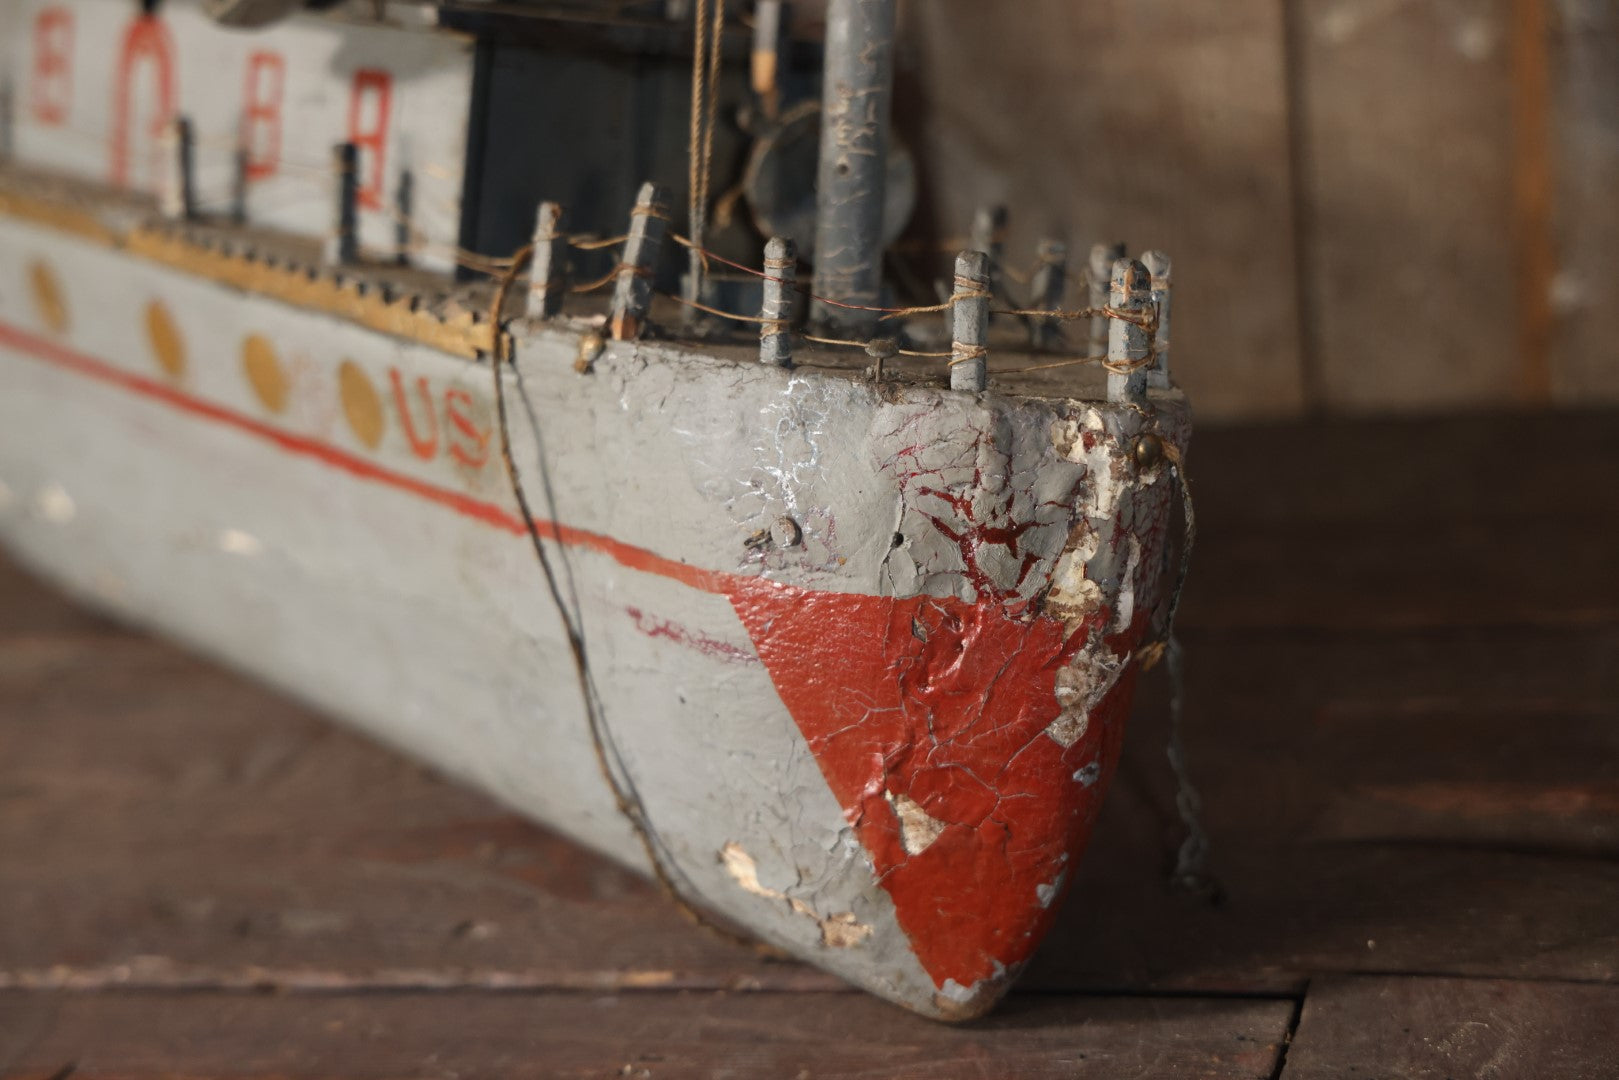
[758,235,795,366]
[1106,257,1151,405]
[948,249,988,390]
[526,200,567,320]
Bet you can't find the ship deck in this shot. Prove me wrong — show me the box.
[2,409,1615,1078]
[0,163,1130,404]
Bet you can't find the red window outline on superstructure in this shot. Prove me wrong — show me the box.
[31,8,74,126]
[346,68,392,211]
[241,50,285,181]
[110,14,177,189]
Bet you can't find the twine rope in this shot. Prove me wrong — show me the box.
[485,245,766,953]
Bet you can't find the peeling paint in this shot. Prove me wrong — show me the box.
[886,790,947,856]
[1035,869,1067,909]
[1049,649,1127,745]
[0,175,1192,1017]
[935,959,1008,1015]
[1044,708,1089,749]
[720,841,777,899]
[873,400,1086,609]
[818,911,875,949]
[719,842,873,949]
[218,528,263,557]
[34,482,75,524]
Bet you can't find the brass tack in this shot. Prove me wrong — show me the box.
[1133,433,1164,471]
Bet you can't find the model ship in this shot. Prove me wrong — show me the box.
[0,0,1191,1020]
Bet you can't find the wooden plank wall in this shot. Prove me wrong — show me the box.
[898,0,1619,421]
[1552,0,1619,404]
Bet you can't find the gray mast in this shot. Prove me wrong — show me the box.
[811,0,897,336]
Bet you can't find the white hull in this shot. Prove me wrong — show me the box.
[0,201,1188,1018]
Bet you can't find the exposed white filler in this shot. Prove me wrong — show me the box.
[886,791,948,856]
[720,842,874,949]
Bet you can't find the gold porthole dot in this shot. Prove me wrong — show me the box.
[29,260,68,336]
[338,359,384,450]
[145,300,186,380]
[242,334,289,414]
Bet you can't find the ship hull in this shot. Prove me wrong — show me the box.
[0,207,1188,1019]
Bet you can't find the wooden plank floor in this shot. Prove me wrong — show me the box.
[1,411,1615,1078]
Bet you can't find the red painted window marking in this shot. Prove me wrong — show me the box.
[346,69,392,211]
[0,313,1137,990]
[389,369,439,460]
[110,15,177,189]
[31,8,74,126]
[444,388,490,468]
[240,51,285,181]
[625,606,760,665]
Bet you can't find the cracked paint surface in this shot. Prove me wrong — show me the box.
[720,840,874,949]
[0,196,1189,1017]
[601,357,1188,1004]
[721,395,1180,997]
[729,579,1141,992]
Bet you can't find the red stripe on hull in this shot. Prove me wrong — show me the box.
[0,319,723,592]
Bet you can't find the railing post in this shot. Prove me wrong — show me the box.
[229,142,249,225]
[393,169,414,266]
[610,181,669,341]
[527,201,568,321]
[1141,249,1172,389]
[1088,241,1125,355]
[324,142,359,266]
[759,236,796,366]
[950,250,990,392]
[0,76,13,161]
[1106,257,1152,405]
[159,116,196,222]
[1029,237,1067,349]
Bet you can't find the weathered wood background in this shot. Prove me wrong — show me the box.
[897,0,1618,420]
